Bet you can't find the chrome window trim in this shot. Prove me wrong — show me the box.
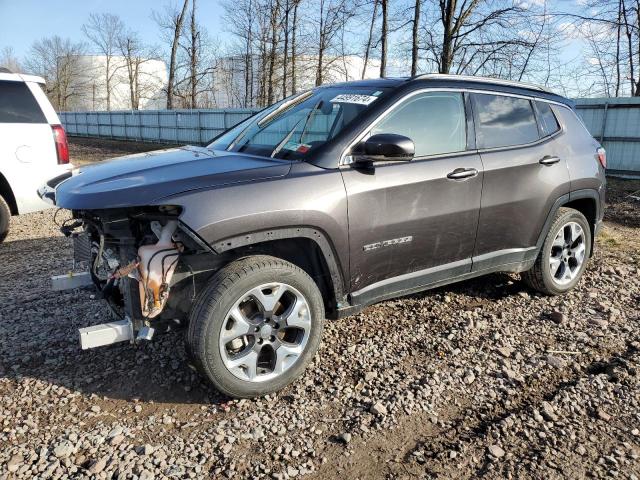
[339,87,571,166]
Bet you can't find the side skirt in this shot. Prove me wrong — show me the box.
[337,250,537,319]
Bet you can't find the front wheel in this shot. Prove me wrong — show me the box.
[186,255,325,398]
[0,195,11,243]
[522,207,592,295]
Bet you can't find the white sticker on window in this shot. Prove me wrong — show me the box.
[330,94,378,105]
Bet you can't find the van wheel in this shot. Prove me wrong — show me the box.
[0,195,10,243]
[522,207,591,295]
[186,255,325,398]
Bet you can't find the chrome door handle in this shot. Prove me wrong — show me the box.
[539,155,561,165]
[447,167,478,180]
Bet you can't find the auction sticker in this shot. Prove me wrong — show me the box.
[330,94,379,105]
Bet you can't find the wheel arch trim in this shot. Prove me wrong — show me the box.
[210,226,346,306]
[536,189,601,254]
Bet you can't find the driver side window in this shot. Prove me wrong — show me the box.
[370,92,467,157]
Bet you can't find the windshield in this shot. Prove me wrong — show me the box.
[208,87,389,160]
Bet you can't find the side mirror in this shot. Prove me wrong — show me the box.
[350,133,415,164]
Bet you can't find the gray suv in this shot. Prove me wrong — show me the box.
[44,74,606,398]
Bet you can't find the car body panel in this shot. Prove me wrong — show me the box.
[341,151,483,292]
[54,147,292,210]
[155,161,351,294]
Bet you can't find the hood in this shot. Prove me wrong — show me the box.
[54,146,292,210]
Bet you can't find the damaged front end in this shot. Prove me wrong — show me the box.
[57,205,204,349]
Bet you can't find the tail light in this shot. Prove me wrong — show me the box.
[596,147,606,169]
[51,125,69,165]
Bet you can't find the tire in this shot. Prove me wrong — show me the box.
[186,255,325,398]
[522,207,592,295]
[0,195,10,243]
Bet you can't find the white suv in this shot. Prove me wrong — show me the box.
[0,69,73,242]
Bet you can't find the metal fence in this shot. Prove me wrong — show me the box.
[59,97,640,174]
[574,98,640,174]
[59,109,260,145]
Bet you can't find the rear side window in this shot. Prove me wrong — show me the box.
[472,93,539,149]
[535,101,560,137]
[371,92,466,157]
[0,80,46,123]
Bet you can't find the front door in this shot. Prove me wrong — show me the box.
[341,91,483,299]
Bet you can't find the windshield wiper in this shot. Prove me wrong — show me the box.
[257,90,313,127]
[270,100,321,158]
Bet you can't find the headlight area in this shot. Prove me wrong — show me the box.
[56,205,210,349]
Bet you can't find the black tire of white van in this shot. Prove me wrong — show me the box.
[186,255,325,399]
[0,195,11,243]
[522,207,592,295]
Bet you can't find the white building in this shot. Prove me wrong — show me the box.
[67,55,167,111]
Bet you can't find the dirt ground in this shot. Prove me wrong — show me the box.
[0,138,639,479]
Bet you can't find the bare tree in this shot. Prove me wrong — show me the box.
[82,13,125,111]
[411,0,421,76]
[0,47,22,73]
[362,0,378,79]
[118,30,160,109]
[380,0,388,76]
[153,0,190,109]
[24,36,88,110]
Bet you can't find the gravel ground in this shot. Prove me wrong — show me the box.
[1,139,639,479]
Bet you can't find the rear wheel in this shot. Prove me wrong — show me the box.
[186,255,325,398]
[0,195,10,243]
[522,207,591,295]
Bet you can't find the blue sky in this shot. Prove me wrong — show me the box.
[0,0,227,58]
[1,0,587,81]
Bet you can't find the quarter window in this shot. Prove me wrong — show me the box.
[370,92,466,157]
[535,101,561,137]
[0,80,46,124]
[472,93,539,149]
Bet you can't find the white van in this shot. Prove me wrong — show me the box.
[0,69,73,241]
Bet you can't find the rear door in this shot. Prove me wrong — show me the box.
[0,78,64,213]
[341,90,483,296]
[470,93,570,271]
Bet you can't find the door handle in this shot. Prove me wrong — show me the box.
[447,167,478,180]
[539,155,561,165]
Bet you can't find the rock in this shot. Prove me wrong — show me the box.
[370,402,388,416]
[339,433,352,444]
[7,454,22,473]
[53,440,74,459]
[464,372,476,384]
[90,405,101,413]
[134,405,143,413]
[488,445,505,458]
[110,434,125,445]
[588,317,609,328]
[597,409,612,421]
[545,355,566,369]
[139,444,154,456]
[541,401,558,422]
[364,371,376,382]
[139,469,155,480]
[549,311,565,324]
[88,456,108,474]
[497,346,514,358]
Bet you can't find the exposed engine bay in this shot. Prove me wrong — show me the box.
[57,205,216,347]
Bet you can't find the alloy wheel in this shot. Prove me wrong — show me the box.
[549,221,586,285]
[218,282,312,382]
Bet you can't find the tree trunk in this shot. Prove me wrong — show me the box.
[440,0,456,74]
[190,0,198,109]
[291,1,298,93]
[362,0,378,79]
[105,56,111,111]
[411,0,420,76]
[267,0,280,105]
[282,0,290,98]
[380,0,388,77]
[615,0,622,96]
[167,0,189,109]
